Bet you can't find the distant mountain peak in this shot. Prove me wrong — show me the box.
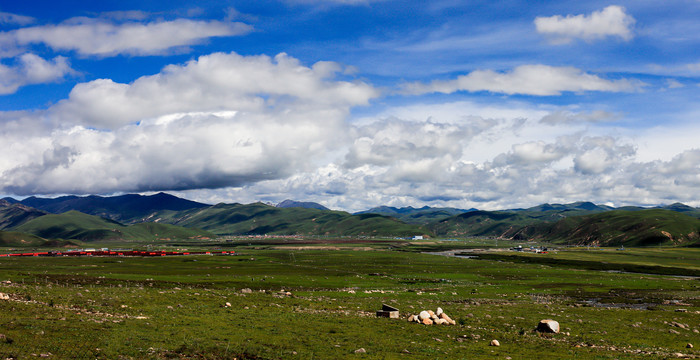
[276,199,329,211]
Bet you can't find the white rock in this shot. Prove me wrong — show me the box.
[436,307,443,316]
[537,319,560,333]
[354,348,366,353]
[419,311,430,320]
[490,339,500,347]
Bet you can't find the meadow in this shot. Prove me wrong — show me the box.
[0,239,698,359]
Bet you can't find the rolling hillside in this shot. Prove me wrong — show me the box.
[356,206,475,224]
[153,202,429,237]
[0,230,46,247]
[539,209,700,247]
[12,211,215,242]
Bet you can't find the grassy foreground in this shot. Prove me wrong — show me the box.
[0,242,698,359]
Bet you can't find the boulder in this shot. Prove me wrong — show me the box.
[490,339,500,347]
[436,307,443,316]
[427,310,435,317]
[407,315,416,322]
[536,319,560,333]
[422,318,434,325]
[419,311,431,320]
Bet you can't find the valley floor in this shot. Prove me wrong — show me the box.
[0,240,698,359]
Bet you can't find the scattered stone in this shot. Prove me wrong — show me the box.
[224,302,231,307]
[407,315,416,322]
[536,319,560,334]
[240,288,253,294]
[687,343,693,349]
[422,318,434,325]
[675,309,688,313]
[671,322,687,329]
[490,339,500,347]
[0,293,9,300]
[436,307,443,316]
[669,329,680,335]
[354,348,366,354]
[439,313,455,325]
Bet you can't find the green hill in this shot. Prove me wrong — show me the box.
[12,211,215,242]
[356,206,474,225]
[430,210,543,238]
[154,202,429,237]
[541,209,700,247]
[0,230,46,247]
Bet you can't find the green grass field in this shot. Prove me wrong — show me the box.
[0,241,698,359]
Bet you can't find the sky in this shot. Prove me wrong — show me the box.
[1,0,700,212]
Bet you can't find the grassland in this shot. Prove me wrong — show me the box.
[0,240,698,359]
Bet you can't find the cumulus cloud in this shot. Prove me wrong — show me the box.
[535,5,635,44]
[2,17,252,57]
[50,52,377,129]
[0,52,378,195]
[0,53,75,94]
[402,64,645,96]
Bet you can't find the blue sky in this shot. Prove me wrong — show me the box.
[1,0,700,211]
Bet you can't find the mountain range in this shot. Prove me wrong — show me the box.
[1,193,700,247]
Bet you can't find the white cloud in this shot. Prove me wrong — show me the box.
[539,109,618,125]
[0,11,35,26]
[50,52,377,129]
[665,78,684,89]
[3,18,252,57]
[535,5,635,44]
[0,53,75,94]
[403,64,645,96]
[0,52,378,195]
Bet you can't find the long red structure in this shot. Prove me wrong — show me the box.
[0,250,234,257]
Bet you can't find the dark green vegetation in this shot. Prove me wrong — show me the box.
[151,202,427,237]
[356,205,475,224]
[0,241,698,359]
[11,211,215,243]
[432,208,700,247]
[3,193,700,246]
